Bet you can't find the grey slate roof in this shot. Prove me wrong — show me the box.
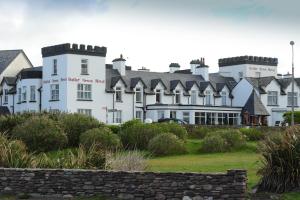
[106,67,238,99]
[243,90,269,116]
[0,106,10,115]
[0,50,23,74]
[2,77,17,86]
[17,66,43,80]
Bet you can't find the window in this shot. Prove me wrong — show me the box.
[18,88,21,103]
[4,89,8,104]
[155,89,161,103]
[136,111,142,120]
[30,86,36,101]
[267,91,278,106]
[183,112,190,123]
[157,111,165,120]
[228,113,239,125]
[81,59,88,75]
[78,109,92,116]
[218,113,228,125]
[50,84,59,101]
[53,59,57,75]
[206,112,216,125]
[195,112,205,125]
[115,110,122,123]
[77,84,92,100]
[191,90,197,104]
[22,86,27,101]
[205,90,212,105]
[288,92,298,106]
[239,72,243,80]
[170,111,176,119]
[135,88,142,103]
[115,87,122,102]
[175,90,181,104]
[221,91,227,106]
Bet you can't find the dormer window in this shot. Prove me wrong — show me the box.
[53,59,57,75]
[135,88,142,103]
[191,90,197,104]
[81,59,88,75]
[205,90,212,105]
[4,89,8,104]
[175,90,181,104]
[116,87,122,102]
[221,91,227,106]
[156,89,162,103]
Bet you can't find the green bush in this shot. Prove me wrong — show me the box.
[106,125,121,135]
[59,113,102,147]
[258,126,300,193]
[148,133,186,156]
[188,126,211,139]
[240,128,264,141]
[0,134,33,168]
[217,129,246,150]
[121,119,142,130]
[200,129,246,153]
[156,123,188,141]
[80,127,121,151]
[200,134,227,153]
[120,123,163,150]
[11,116,68,152]
[283,111,300,124]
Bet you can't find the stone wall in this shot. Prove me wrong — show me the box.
[0,168,247,199]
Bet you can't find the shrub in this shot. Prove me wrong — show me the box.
[59,113,101,147]
[0,134,33,168]
[105,150,148,171]
[283,111,300,124]
[120,119,142,130]
[188,126,211,139]
[200,134,227,153]
[200,129,246,153]
[148,133,186,156]
[257,126,300,193]
[120,123,163,150]
[156,123,188,141]
[33,144,106,169]
[106,125,121,135]
[240,128,264,141]
[11,116,68,152]
[80,127,121,151]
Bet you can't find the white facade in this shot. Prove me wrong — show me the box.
[0,44,297,126]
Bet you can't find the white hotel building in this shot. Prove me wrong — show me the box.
[0,43,299,126]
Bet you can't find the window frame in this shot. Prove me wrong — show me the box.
[155,89,162,103]
[50,84,59,101]
[267,91,278,106]
[4,89,8,104]
[52,59,57,75]
[115,110,122,123]
[18,88,21,103]
[288,92,298,106]
[182,112,190,124]
[221,91,227,106]
[22,86,27,102]
[205,90,212,105]
[115,87,122,102]
[135,87,142,103]
[30,86,36,101]
[175,90,181,104]
[135,110,142,120]
[81,59,89,75]
[191,90,197,104]
[78,109,92,116]
[77,84,92,101]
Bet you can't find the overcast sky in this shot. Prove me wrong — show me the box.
[0,0,299,75]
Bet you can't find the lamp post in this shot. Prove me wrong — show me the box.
[290,41,295,126]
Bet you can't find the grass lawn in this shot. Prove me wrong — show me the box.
[147,139,300,199]
[148,139,260,188]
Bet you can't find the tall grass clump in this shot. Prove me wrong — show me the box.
[257,126,300,193]
[239,127,264,141]
[105,150,148,171]
[0,134,33,168]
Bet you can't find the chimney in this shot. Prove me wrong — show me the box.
[194,57,209,81]
[169,63,180,73]
[190,59,201,74]
[112,54,126,76]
